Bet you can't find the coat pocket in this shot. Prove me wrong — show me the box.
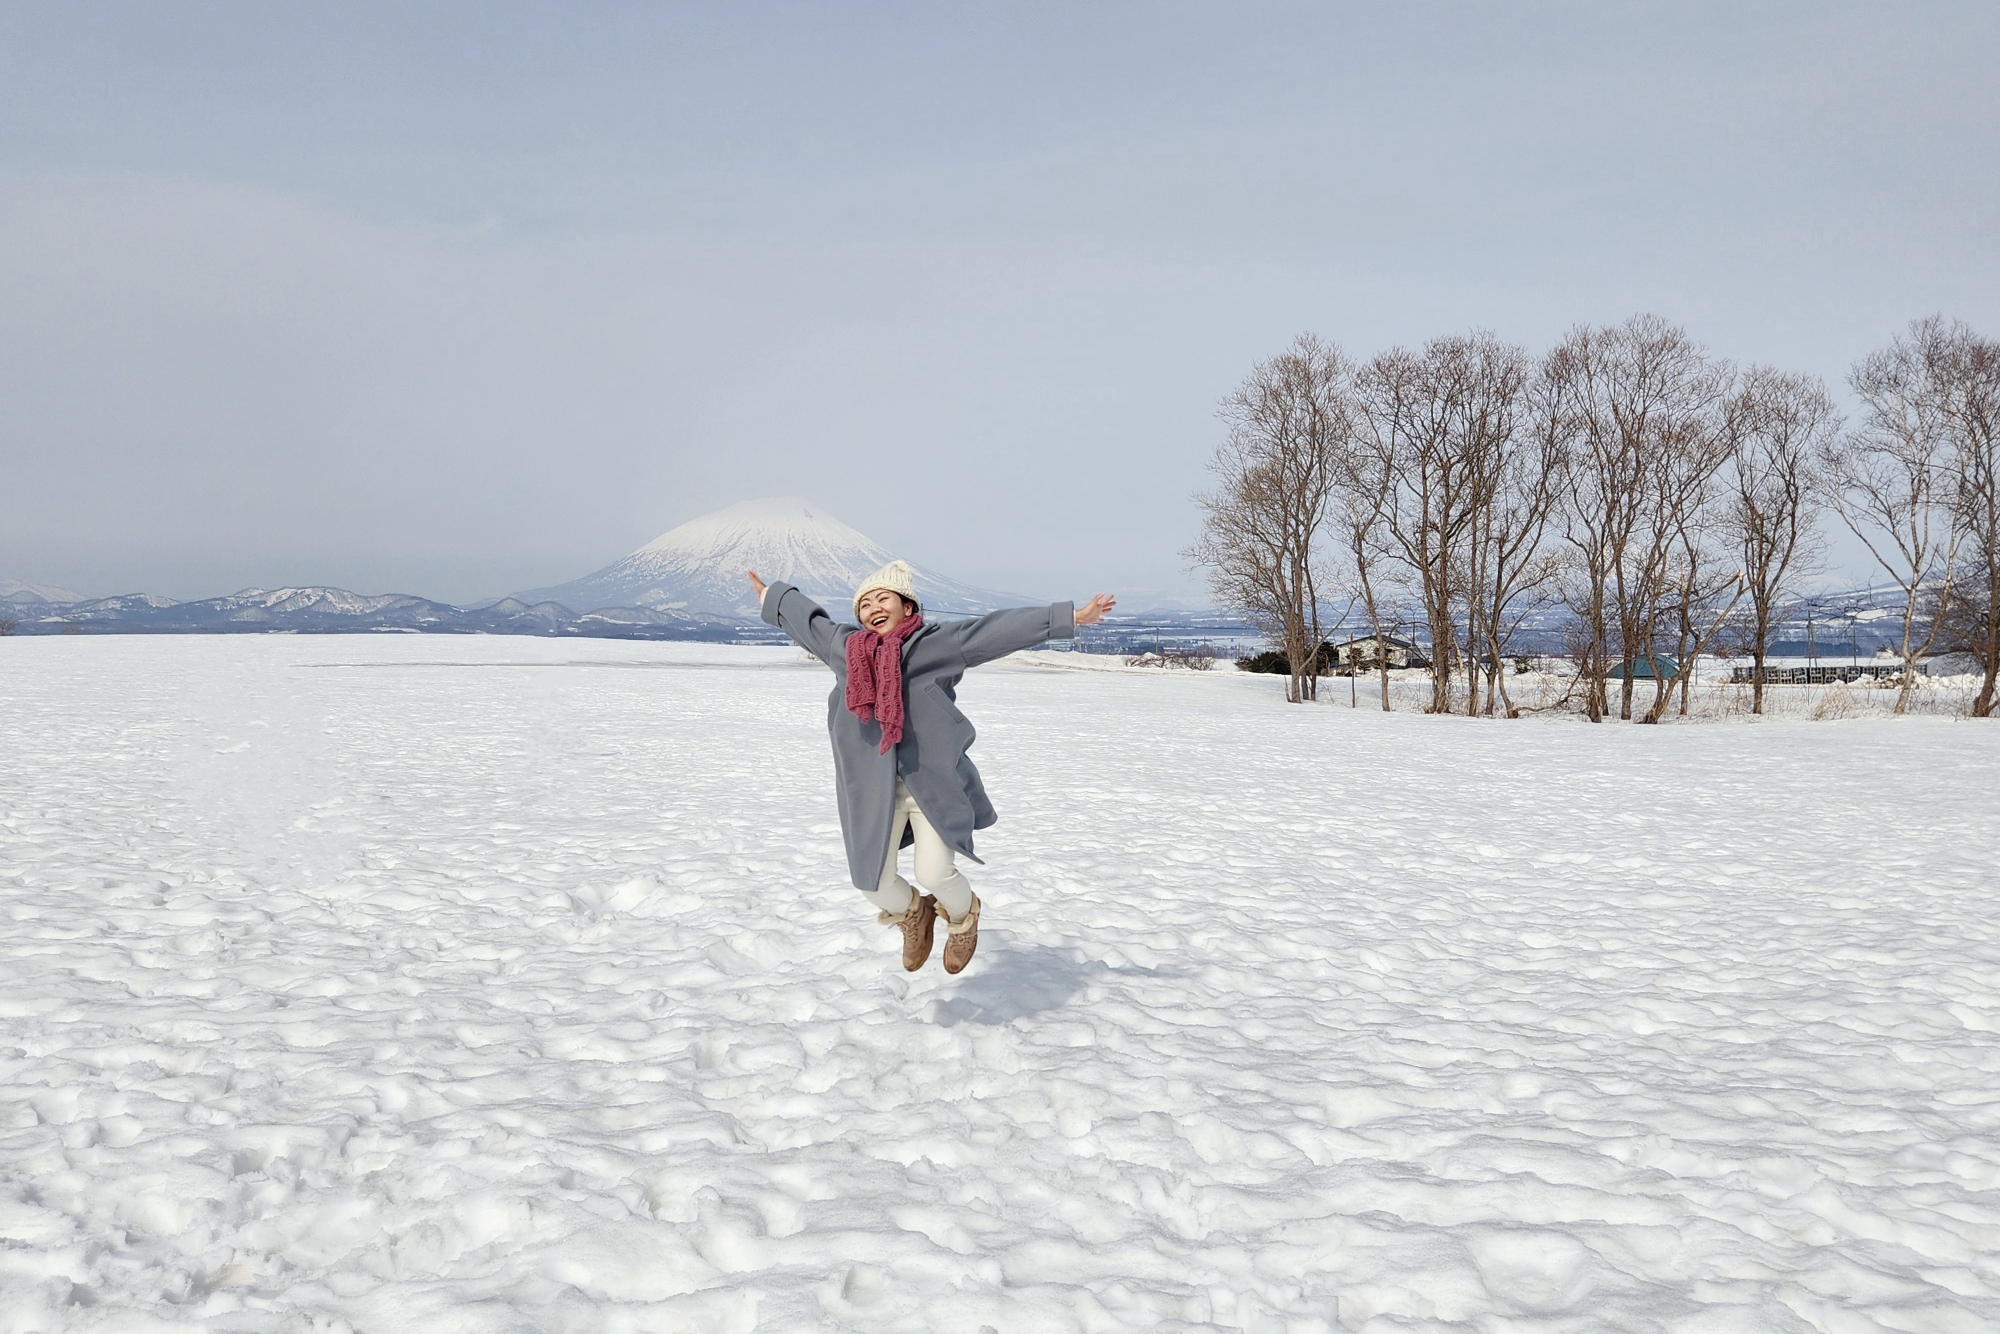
[921,681,977,746]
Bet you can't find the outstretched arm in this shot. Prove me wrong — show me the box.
[749,569,845,664]
[951,592,1116,667]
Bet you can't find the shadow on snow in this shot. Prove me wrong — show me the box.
[926,939,1174,1028]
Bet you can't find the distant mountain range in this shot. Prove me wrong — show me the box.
[1317,581,1926,656]
[0,497,1040,639]
[1,586,765,639]
[0,499,1926,650]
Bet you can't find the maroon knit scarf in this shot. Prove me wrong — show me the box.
[845,613,924,753]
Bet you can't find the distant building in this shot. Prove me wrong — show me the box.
[1606,654,1679,680]
[1730,662,1922,685]
[1332,635,1431,671]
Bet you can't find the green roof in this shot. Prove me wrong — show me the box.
[1607,654,1680,680]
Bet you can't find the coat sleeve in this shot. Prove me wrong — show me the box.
[763,582,846,664]
[945,603,1076,668]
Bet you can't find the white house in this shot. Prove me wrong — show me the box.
[1331,635,1431,671]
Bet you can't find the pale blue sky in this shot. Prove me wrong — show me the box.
[3,3,1995,605]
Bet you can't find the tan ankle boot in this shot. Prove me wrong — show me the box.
[879,893,937,971]
[938,894,980,974]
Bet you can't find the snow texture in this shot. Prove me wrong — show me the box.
[3,636,1997,1333]
[513,496,1027,618]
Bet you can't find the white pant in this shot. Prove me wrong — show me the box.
[865,779,974,921]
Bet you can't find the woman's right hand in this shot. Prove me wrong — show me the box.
[1074,592,1116,626]
[747,570,768,600]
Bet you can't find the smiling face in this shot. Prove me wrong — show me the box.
[855,587,916,633]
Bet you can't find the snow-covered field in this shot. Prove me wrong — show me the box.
[4,636,1998,1333]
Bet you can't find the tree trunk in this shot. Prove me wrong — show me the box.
[1355,566,1392,713]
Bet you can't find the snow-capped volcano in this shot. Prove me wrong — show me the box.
[513,497,1027,617]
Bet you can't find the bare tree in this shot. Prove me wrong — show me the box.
[1825,319,1964,713]
[1355,347,1452,710]
[1722,367,1837,713]
[1471,348,1569,717]
[1189,334,1351,703]
[1556,316,1728,721]
[1932,324,2000,715]
[1356,334,1529,714]
[1647,486,1744,722]
[1631,410,1737,723]
[1447,336,1539,718]
[1330,435,1398,711]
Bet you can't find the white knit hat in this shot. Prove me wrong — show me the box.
[853,559,918,616]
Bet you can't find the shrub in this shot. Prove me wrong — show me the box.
[1127,648,1218,671]
[1235,643,1338,675]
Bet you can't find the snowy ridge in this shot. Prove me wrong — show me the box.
[514,496,1029,617]
[0,578,88,606]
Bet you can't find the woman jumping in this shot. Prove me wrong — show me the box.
[747,561,1115,974]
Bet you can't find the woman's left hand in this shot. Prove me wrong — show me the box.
[1073,593,1116,626]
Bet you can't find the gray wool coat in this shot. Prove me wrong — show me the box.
[761,581,1076,892]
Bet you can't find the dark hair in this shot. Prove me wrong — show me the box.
[900,595,920,614]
